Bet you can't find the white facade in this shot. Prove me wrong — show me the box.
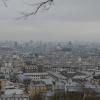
[18,72,49,81]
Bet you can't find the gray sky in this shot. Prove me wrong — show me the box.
[0,0,100,42]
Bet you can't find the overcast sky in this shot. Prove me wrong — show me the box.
[0,0,100,42]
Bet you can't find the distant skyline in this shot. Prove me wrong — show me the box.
[0,0,100,42]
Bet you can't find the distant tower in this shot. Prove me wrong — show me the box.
[66,41,73,51]
[68,41,73,49]
[62,41,73,52]
[14,41,18,48]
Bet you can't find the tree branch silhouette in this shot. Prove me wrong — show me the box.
[2,0,8,7]
[18,0,54,19]
[1,0,54,19]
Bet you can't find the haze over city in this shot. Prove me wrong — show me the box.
[1,1,100,100]
[0,0,100,42]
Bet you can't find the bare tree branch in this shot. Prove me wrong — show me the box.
[18,0,54,19]
[2,0,8,7]
[1,0,54,19]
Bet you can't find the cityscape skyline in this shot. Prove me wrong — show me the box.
[0,0,100,42]
[1,1,100,99]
